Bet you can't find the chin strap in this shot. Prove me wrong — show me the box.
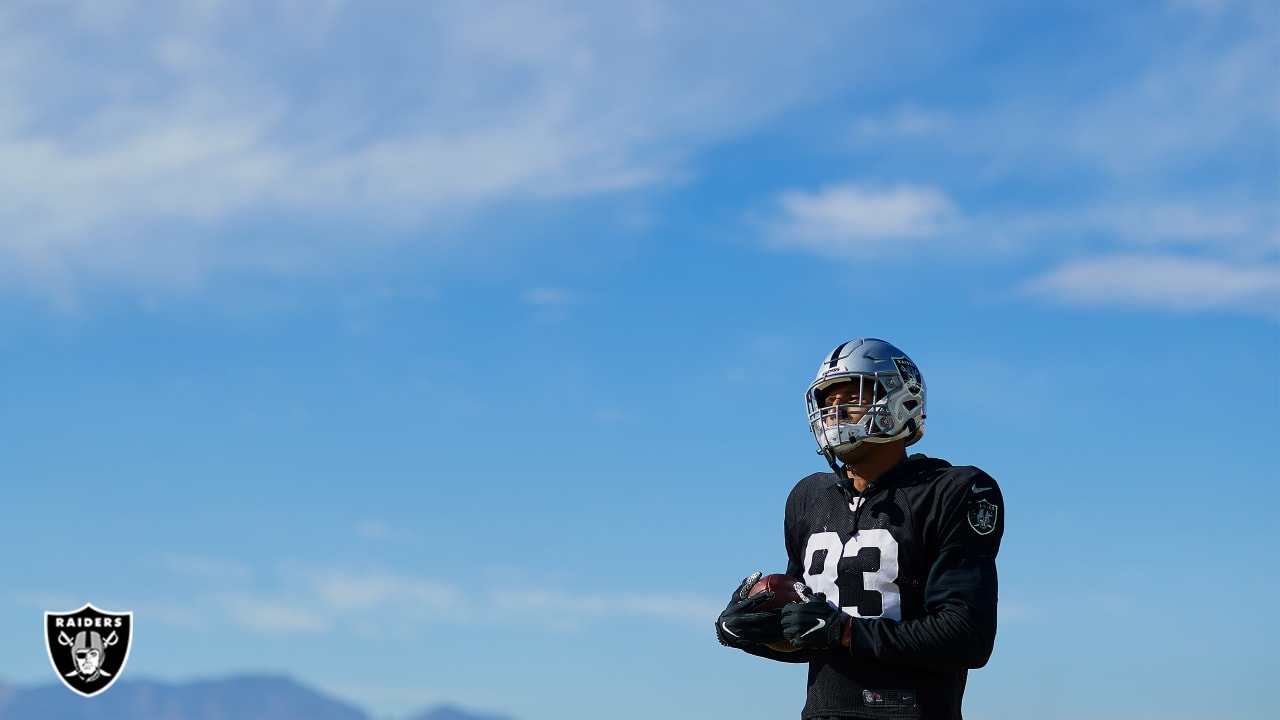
[822,448,843,477]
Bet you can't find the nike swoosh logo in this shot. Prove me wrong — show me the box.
[971,483,992,493]
[719,622,741,638]
[800,618,826,637]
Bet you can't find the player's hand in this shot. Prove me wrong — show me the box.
[780,590,846,650]
[715,572,784,648]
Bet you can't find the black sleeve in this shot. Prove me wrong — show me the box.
[846,471,1004,670]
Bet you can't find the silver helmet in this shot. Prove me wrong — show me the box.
[806,338,926,462]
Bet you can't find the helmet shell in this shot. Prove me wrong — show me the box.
[72,631,106,653]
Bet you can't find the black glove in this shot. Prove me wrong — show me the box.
[780,591,847,650]
[715,572,784,648]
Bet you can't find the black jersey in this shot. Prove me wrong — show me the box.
[755,455,1003,720]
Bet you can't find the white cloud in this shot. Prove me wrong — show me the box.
[1021,254,1280,315]
[308,569,462,614]
[0,0,874,298]
[945,0,1278,181]
[1169,0,1232,19]
[355,520,416,542]
[1068,40,1277,176]
[852,106,952,139]
[767,183,961,256]
[493,587,719,629]
[1082,203,1273,253]
[981,200,1278,262]
[764,186,1280,317]
[158,552,255,585]
[216,594,330,634]
[523,286,578,307]
[523,285,583,324]
[146,558,719,636]
[758,181,1279,319]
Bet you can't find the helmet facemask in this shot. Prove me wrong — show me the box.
[807,373,904,458]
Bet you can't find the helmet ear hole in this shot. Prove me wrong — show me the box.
[903,399,919,411]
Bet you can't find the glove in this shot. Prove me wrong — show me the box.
[780,591,847,650]
[715,571,784,648]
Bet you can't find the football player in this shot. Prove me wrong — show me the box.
[716,338,1004,720]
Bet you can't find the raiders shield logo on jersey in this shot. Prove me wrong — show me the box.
[967,499,999,535]
[45,604,133,697]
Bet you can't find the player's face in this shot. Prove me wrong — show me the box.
[818,379,880,426]
[76,649,101,675]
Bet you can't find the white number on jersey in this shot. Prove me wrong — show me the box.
[801,529,902,621]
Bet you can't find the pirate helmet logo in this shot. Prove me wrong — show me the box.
[44,604,133,696]
[891,356,923,395]
[967,499,999,536]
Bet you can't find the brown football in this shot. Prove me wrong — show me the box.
[748,573,807,608]
[748,573,807,652]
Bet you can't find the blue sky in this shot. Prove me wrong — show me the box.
[1,1,1277,719]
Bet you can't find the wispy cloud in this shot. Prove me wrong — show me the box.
[159,552,255,585]
[523,286,579,308]
[0,0,873,298]
[141,556,717,636]
[355,520,416,542]
[1066,4,1277,175]
[523,285,583,324]
[764,0,1279,318]
[1079,203,1274,254]
[217,594,331,634]
[765,184,1280,317]
[766,183,962,256]
[493,587,719,630]
[851,106,952,140]
[1021,254,1280,315]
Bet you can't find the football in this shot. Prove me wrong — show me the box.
[748,573,807,652]
[748,573,807,609]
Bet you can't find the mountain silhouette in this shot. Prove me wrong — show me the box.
[407,704,516,720]
[0,675,511,720]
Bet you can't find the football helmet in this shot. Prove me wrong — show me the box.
[806,338,926,462]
